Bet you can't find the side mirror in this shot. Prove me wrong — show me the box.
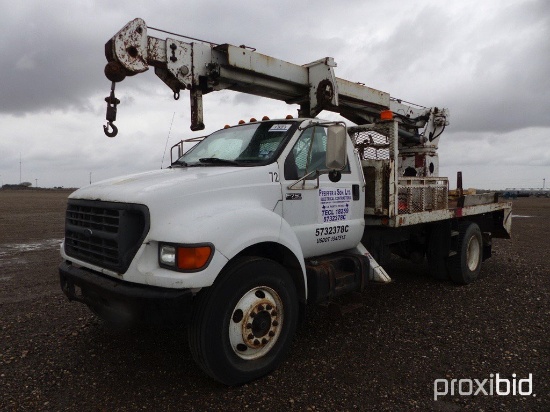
[328,170,342,183]
[326,124,347,170]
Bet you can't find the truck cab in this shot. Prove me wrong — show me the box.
[60,118,372,385]
[61,117,363,289]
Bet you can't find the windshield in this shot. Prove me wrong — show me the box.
[176,121,297,166]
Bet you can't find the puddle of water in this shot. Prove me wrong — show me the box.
[0,238,63,257]
[0,239,61,268]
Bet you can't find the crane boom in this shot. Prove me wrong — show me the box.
[104,18,448,141]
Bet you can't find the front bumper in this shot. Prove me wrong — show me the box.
[59,261,194,326]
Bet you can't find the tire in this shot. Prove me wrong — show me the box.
[188,257,298,385]
[427,221,451,280]
[448,222,483,285]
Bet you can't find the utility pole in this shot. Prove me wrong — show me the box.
[544,178,546,190]
[35,178,38,188]
[90,172,92,185]
[19,153,22,184]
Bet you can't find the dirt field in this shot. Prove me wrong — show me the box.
[0,190,548,411]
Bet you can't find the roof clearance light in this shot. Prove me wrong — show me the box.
[249,118,257,123]
[285,115,293,119]
[262,116,270,121]
[238,120,245,124]
[380,110,393,120]
[224,124,231,129]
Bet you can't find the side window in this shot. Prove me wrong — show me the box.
[284,127,327,180]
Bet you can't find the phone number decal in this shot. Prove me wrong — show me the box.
[319,187,352,223]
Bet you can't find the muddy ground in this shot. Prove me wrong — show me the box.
[0,190,548,411]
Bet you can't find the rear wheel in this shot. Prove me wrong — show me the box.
[448,222,483,285]
[188,257,298,385]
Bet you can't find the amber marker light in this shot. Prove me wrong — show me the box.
[380,110,393,120]
[177,246,212,270]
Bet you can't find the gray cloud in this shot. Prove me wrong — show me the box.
[377,1,550,133]
[0,0,548,189]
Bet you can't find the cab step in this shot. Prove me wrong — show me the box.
[306,254,369,305]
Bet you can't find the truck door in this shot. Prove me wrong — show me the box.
[280,124,364,257]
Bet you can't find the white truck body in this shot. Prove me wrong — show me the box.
[59,19,512,385]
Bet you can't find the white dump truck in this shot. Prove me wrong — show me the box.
[59,18,512,385]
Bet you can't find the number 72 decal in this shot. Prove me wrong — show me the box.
[269,172,280,182]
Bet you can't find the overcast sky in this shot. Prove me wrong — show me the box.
[1,0,548,189]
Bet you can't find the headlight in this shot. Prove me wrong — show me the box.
[159,243,213,272]
[159,245,176,266]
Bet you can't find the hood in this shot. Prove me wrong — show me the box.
[70,166,277,204]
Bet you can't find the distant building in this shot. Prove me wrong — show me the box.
[501,188,550,198]
[1,183,32,190]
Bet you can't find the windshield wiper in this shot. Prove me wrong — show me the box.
[171,159,188,167]
[198,157,240,166]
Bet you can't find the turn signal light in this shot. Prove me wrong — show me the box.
[177,246,212,270]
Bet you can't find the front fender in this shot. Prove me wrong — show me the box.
[143,207,306,291]
[198,207,307,296]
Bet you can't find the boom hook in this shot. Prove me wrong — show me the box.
[103,81,120,137]
[103,121,118,137]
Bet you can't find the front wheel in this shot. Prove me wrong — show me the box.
[188,257,298,385]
